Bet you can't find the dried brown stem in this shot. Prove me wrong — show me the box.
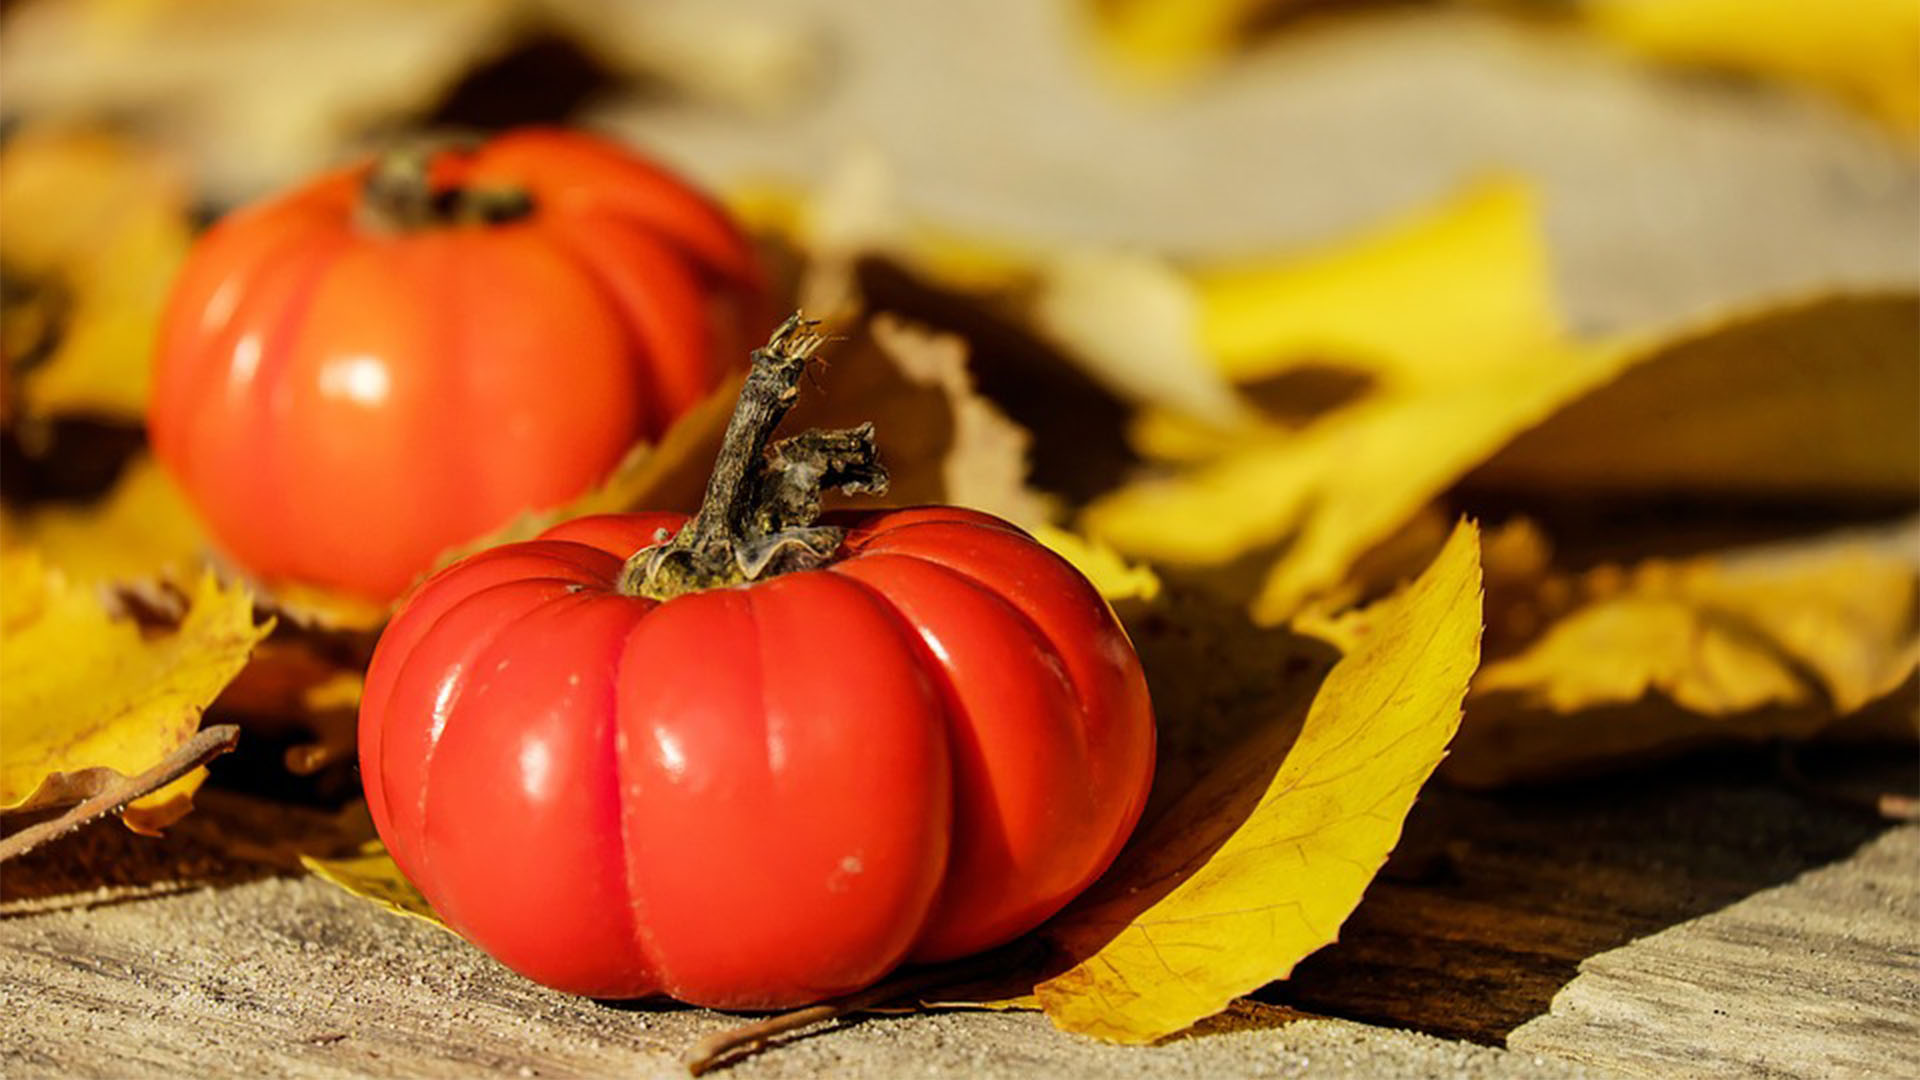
[683,942,1037,1076]
[357,140,532,233]
[0,724,241,863]
[623,313,887,601]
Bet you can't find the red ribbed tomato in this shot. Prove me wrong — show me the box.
[358,506,1155,1007]
[148,129,762,602]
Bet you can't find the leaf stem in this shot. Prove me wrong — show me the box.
[0,724,241,863]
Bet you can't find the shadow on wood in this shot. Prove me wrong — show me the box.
[1258,740,1915,1043]
[1,789,371,918]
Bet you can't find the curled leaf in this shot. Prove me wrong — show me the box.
[0,724,241,863]
[1470,292,1920,501]
[1035,182,1570,469]
[1085,208,1915,629]
[789,313,1053,527]
[1030,521,1483,1042]
[0,556,271,833]
[1453,520,1920,786]
[1078,180,1626,623]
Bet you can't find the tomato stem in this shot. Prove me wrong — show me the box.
[358,142,534,233]
[621,313,889,600]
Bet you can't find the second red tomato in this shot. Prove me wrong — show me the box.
[148,129,763,601]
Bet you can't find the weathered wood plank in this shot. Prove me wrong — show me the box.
[3,747,1910,1078]
[1508,826,1919,1079]
[0,866,1605,1079]
[1267,744,1909,1055]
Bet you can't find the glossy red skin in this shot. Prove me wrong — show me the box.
[358,506,1156,1007]
[148,129,762,602]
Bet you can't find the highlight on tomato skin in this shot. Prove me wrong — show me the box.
[357,507,1157,1009]
[145,128,766,604]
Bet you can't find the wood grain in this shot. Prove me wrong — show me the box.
[3,746,1912,1077]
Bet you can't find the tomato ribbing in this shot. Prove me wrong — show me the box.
[357,316,1156,1007]
[147,128,764,601]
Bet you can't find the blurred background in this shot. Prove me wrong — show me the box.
[1,2,1917,1073]
[3,0,1914,329]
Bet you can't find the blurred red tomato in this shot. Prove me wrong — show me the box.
[358,506,1156,1007]
[148,129,762,601]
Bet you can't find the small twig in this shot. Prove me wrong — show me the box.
[684,942,1038,1076]
[0,724,241,863]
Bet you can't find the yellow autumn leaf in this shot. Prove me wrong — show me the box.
[1036,179,1560,437]
[1196,180,1560,386]
[722,146,1563,444]
[0,558,271,833]
[1076,0,1320,84]
[1,454,209,585]
[1453,522,1919,786]
[1087,338,1623,627]
[1032,523,1163,604]
[1485,532,1918,715]
[1081,180,1916,625]
[1031,520,1482,1042]
[302,842,451,932]
[1075,180,1626,623]
[1584,0,1920,135]
[1470,292,1920,501]
[0,128,193,420]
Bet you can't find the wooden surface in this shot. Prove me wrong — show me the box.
[1271,745,1913,1052]
[1509,826,1919,1078]
[2,743,1912,1078]
[4,3,1918,1076]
